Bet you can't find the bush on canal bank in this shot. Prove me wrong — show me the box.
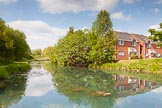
[0,63,31,80]
[92,59,162,74]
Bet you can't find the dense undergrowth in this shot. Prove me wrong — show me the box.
[0,63,31,80]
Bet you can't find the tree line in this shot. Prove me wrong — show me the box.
[0,18,31,64]
[47,10,117,67]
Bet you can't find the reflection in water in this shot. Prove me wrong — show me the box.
[0,72,28,108]
[25,67,54,96]
[0,62,162,108]
[52,66,117,108]
[113,75,160,97]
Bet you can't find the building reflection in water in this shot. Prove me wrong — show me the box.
[113,74,161,97]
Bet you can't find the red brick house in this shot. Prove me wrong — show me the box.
[115,31,162,60]
[112,74,159,97]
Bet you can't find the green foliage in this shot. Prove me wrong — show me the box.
[102,59,162,74]
[51,30,89,66]
[140,54,143,59]
[148,22,162,43]
[0,18,31,63]
[0,63,31,80]
[42,46,53,57]
[6,63,31,74]
[0,66,8,79]
[31,49,42,58]
[92,10,112,36]
[131,53,136,59]
[43,63,116,108]
[50,10,116,67]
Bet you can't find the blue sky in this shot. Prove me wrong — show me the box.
[0,0,162,49]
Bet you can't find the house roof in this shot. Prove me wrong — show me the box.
[131,33,150,43]
[114,31,140,42]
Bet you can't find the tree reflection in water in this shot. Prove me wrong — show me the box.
[44,63,117,108]
[43,62,161,108]
[0,72,28,108]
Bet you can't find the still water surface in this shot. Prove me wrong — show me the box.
[0,62,162,108]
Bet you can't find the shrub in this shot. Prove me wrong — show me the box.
[0,66,8,79]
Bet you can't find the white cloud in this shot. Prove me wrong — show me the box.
[7,20,67,50]
[153,8,160,14]
[123,0,140,4]
[0,0,17,4]
[149,24,160,30]
[36,0,119,14]
[111,12,132,21]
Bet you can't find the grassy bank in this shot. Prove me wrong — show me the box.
[93,59,162,74]
[0,63,31,80]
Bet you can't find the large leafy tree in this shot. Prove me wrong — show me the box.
[92,10,112,37]
[148,23,162,43]
[0,18,13,60]
[0,18,31,62]
[51,28,89,66]
[7,28,31,60]
[90,10,117,65]
[50,10,116,66]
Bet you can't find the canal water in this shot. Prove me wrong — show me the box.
[0,62,162,108]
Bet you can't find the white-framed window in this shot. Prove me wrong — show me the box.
[146,42,151,48]
[119,40,124,46]
[156,52,160,57]
[132,39,136,46]
[119,51,124,56]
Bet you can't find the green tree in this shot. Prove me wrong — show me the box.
[0,18,31,63]
[148,22,162,43]
[50,10,116,66]
[0,18,13,61]
[31,49,42,58]
[92,10,112,37]
[51,28,89,66]
[90,10,117,65]
[42,46,53,57]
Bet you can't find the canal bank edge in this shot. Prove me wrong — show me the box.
[91,59,162,74]
[0,63,31,80]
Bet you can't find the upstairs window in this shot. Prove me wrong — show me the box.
[119,51,124,56]
[132,39,136,46]
[119,40,124,46]
[146,41,151,48]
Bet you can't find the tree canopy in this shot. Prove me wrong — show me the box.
[0,18,32,63]
[92,10,113,37]
[48,10,116,67]
[148,22,162,45]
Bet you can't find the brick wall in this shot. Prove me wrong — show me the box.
[151,44,162,57]
[116,41,140,60]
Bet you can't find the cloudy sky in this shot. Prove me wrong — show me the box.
[0,0,162,50]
